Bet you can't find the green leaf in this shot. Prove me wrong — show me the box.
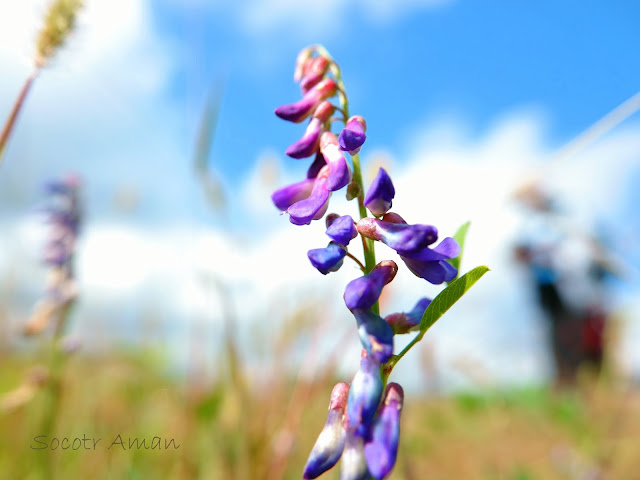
[446,221,471,284]
[420,265,490,332]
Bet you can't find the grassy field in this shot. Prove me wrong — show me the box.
[1,349,638,480]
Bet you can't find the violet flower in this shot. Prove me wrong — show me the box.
[353,308,394,364]
[364,168,395,217]
[286,101,335,159]
[343,260,398,310]
[326,215,357,246]
[271,178,315,211]
[308,242,347,275]
[357,217,438,255]
[384,297,432,334]
[303,382,350,479]
[275,78,337,123]
[286,165,332,225]
[339,433,370,480]
[320,131,351,192]
[378,213,461,285]
[364,383,404,480]
[338,116,367,155]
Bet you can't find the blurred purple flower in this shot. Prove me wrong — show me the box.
[364,168,395,217]
[364,383,404,479]
[338,116,367,155]
[343,260,397,310]
[300,56,330,93]
[308,242,347,275]
[303,382,350,479]
[326,215,357,246]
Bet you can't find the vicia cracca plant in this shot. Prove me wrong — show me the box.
[272,45,489,479]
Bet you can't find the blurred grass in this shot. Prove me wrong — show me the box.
[1,348,639,480]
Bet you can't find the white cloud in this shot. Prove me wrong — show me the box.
[240,0,455,36]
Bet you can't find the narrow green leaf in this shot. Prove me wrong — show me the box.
[420,265,490,332]
[447,221,471,284]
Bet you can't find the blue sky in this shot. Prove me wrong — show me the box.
[0,0,639,390]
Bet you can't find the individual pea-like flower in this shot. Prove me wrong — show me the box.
[320,131,352,192]
[359,213,460,285]
[364,168,395,217]
[363,383,404,480]
[308,242,347,275]
[346,350,384,438]
[300,56,330,93]
[303,382,350,479]
[399,237,460,284]
[356,217,438,254]
[286,101,335,159]
[338,116,367,155]
[326,215,357,246]
[384,297,431,334]
[352,308,394,364]
[275,78,337,123]
[344,260,398,310]
[285,165,332,225]
[340,433,370,480]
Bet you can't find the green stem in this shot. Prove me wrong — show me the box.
[0,68,39,166]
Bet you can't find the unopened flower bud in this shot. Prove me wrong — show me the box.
[346,182,361,201]
[364,383,404,479]
[326,215,357,246]
[300,56,330,93]
[303,382,350,479]
[364,168,395,216]
[294,46,315,82]
[308,242,347,275]
[325,213,340,229]
[338,116,367,155]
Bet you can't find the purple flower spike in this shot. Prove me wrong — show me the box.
[286,166,332,225]
[275,78,337,123]
[347,350,384,438]
[303,382,350,479]
[271,178,315,211]
[357,218,438,255]
[326,215,357,246]
[344,260,398,310]
[339,433,370,480]
[338,116,367,155]
[384,297,431,334]
[364,383,404,480]
[364,168,395,216]
[286,101,335,159]
[353,308,394,364]
[320,132,352,191]
[308,242,347,275]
